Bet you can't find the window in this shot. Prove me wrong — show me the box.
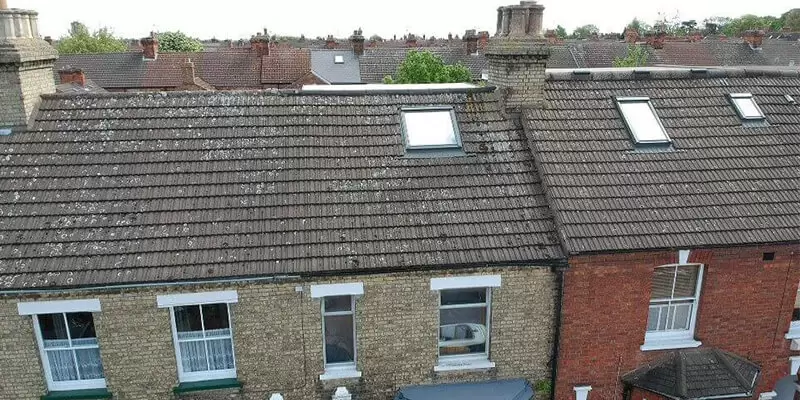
[157,291,238,383]
[430,275,500,371]
[642,265,703,351]
[310,282,363,380]
[401,107,462,150]
[616,97,670,144]
[17,299,106,392]
[787,285,800,339]
[334,55,345,64]
[729,93,766,120]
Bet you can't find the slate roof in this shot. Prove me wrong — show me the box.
[56,50,263,90]
[310,49,362,84]
[622,348,760,400]
[523,67,800,254]
[358,47,488,82]
[261,48,312,84]
[0,88,562,289]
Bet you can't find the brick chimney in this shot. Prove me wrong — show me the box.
[140,33,158,60]
[181,58,196,86]
[405,33,417,47]
[44,35,52,45]
[59,67,86,86]
[0,6,58,130]
[478,31,490,49]
[463,29,478,54]
[486,1,550,111]
[647,31,666,49]
[250,33,270,56]
[350,28,365,56]
[325,35,337,49]
[624,27,639,44]
[742,29,764,50]
[545,29,558,44]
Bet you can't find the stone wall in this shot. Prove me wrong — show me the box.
[0,265,556,400]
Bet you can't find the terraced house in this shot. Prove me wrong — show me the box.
[2,2,800,400]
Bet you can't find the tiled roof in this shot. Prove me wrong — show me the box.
[622,348,760,399]
[55,79,107,94]
[261,48,311,84]
[524,67,800,254]
[0,88,562,289]
[310,49,361,84]
[358,47,488,83]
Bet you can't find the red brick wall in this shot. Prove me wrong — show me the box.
[555,244,800,400]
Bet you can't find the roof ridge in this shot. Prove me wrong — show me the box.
[546,66,800,81]
[711,349,753,393]
[676,351,688,398]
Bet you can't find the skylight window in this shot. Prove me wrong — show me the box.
[615,97,670,144]
[401,107,462,150]
[334,55,345,64]
[729,93,765,120]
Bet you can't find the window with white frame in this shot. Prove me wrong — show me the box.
[729,93,766,120]
[17,299,106,392]
[157,291,238,382]
[644,265,703,349]
[438,288,491,359]
[616,97,671,144]
[322,296,357,367]
[787,285,800,339]
[401,107,462,150]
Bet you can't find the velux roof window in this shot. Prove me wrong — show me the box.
[334,55,345,64]
[401,107,462,151]
[729,93,765,121]
[615,97,671,144]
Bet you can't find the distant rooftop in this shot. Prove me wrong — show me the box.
[302,83,478,93]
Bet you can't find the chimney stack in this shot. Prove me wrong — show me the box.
[544,29,558,44]
[405,33,417,47]
[181,58,196,86]
[59,67,86,86]
[485,1,550,111]
[623,27,639,44]
[325,35,337,49]
[250,32,270,56]
[0,6,58,130]
[0,1,7,9]
[463,29,478,54]
[43,35,53,45]
[140,33,158,60]
[350,28,365,56]
[742,30,764,50]
[478,31,490,49]
[647,31,666,49]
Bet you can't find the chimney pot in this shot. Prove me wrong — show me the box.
[58,67,86,87]
[44,35,53,45]
[140,36,159,60]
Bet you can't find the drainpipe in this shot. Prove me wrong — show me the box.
[551,264,567,400]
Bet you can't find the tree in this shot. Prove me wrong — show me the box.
[158,31,204,53]
[555,25,568,39]
[386,50,472,84]
[722,14,782,36]
[370,34,383,42]
[613,45,649,67]
[56,21,127,54]
[784,9,800,31]
[571,24,599,39]
[626,18,651,34]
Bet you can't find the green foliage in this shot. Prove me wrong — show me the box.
[158,31,204,53]
[534,380,552,395]
[613,45,649,67]
[57,21,127,54]
[571,24,599,39]
[784,9,800,31]
[722,14,783,36]
[555,25,568,39]
[382,75,394,84]
[626,18,652,34]
[387,50,472,84]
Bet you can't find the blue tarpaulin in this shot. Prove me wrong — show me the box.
[394,379,535,400]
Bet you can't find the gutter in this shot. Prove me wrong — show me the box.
[550,265,565,400]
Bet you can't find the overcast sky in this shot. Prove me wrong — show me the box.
[10,0,797,40]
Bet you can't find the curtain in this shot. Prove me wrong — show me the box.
[206,339,234,370]
[179,341,208,372]
[46,350,78,381]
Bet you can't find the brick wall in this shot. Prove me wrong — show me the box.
[0,61,55,129]
[554,244,800,400]
[0,265,556,400]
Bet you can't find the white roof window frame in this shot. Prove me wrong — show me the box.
[400,106,463,151]
[615,97,672,145]
[334,55,345,64]
[729,93,766,121]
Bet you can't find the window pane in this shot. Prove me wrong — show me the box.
[733,97,763,119]
[206,338,235,370]
[646,306,660,331]
[672,303,692,330]
[324,296,352,313]
[201,303,230,331]
[439,306,487,356]
[674,266,699,298]
[651,267,675,300]
[75,348,105,379]
[441,288,487,306]
[46,350,78,381]
[39,313,69,341]
[174,305,203,333]
[619,101,668,143]
[67,312,97,344]
[403,110,458,148]
[179,341,209,372]
[324,314,355,364]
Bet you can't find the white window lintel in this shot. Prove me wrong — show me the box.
[310,282,364,298]
[157,290,238,308]
[430,275,501,291]
[18,298,101,315]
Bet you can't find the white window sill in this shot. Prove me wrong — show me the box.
[641,338,702,351]
[319,368,362,381]
[785,328,800,339]
[434,359,495,372]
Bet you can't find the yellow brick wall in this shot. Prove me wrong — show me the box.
[0,266,556,400]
